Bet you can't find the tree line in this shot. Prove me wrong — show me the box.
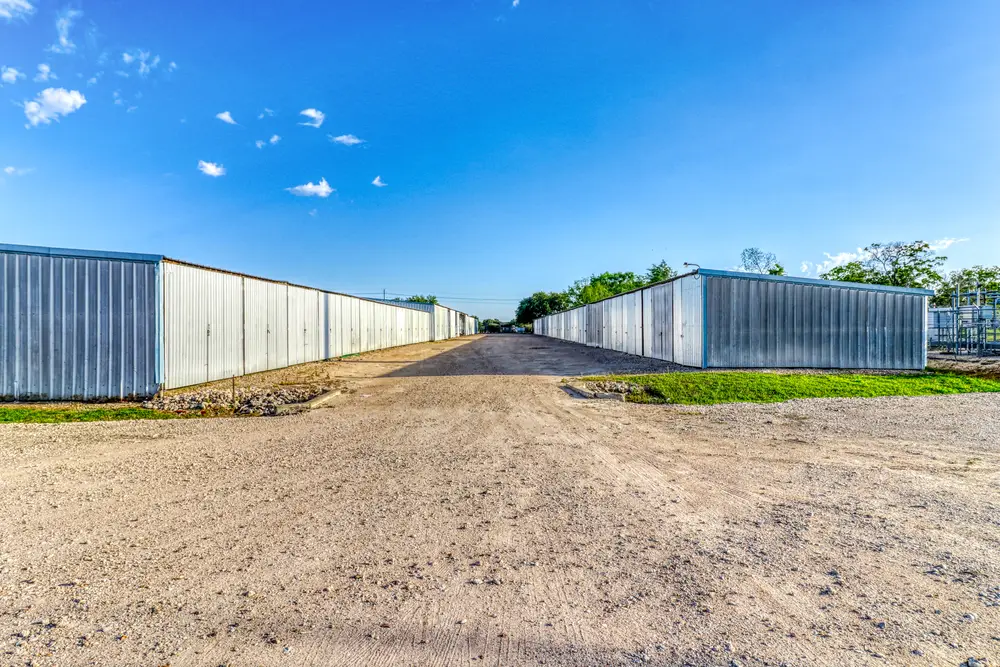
[515,241,1000,324]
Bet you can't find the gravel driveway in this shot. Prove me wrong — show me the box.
[1,335,998,666]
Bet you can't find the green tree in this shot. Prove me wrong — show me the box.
[480,318,503,333]
[398,294,438,304]
[644,260,677,284]
[566,272,645,306]
[515,291,571,324]
[932,265,1000,307]
[740,247,785,275]
[821,241,945,289]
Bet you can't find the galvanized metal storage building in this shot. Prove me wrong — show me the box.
[534,269,932,370]
[1,243,478,400]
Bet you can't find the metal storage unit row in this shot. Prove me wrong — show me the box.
[1,245,160,400]
[535,269,931,370]
[1,244,478,399]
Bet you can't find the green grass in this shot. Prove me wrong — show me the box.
[0,405,182,424]
[581,371,1000,406]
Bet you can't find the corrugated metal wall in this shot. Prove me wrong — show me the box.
[533,275,703,366]
[1,249,158,400]
[161,261,473,390]
[535,271,927,369]
[704,275,927,369]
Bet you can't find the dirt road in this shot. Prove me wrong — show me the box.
[1,335,998,666]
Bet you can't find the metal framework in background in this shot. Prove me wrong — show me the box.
[928,289,1000,356]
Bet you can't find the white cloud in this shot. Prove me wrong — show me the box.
[0,0,35,21]
[168,61,177,72]
[86,75,98,85]
[269,134,280,145]
[928,237,968,252]
[372,175,387,187]
[216,110,237,125]
[139,53,159,76]
[23,87,86,127]
[801,238,967,276]
[286,177,333,197]
[258,107,274,119]
[197,160,225,177]
[33,63,55,82]
[3,166,32,176]
[308,209,317,217]
[1,66,25,84]
[255,139,265,149]
[126,105,137,113]
[512,0,520,6]
[47,8,83,54]
[800,250,861,276]
[120,50,164,77]
[330,133,364,146]
[298,108,324,128]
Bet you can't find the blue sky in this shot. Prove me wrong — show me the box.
[1,0,997,319]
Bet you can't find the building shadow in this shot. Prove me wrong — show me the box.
[379,335,681,378]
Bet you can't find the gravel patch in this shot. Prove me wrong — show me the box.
[144,385,331,416]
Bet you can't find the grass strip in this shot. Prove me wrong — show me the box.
[0,405,182,424]
[581,371,1000,405]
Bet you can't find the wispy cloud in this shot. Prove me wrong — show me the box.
[512,0,520,6]
[308,209,317,217]
[3,165,33,176]
[372,175,387,188]
[298,108,324,128]
[255,135,280,149]
[121,50,163,77]
[286,178,333,197]
[258,107,274,120]
[167,61,177,72]
[33,63,55,82]
[216,110,237,125]
[330,133,364,146]
[85,73,99,85]
[928,237,968,252]
[1,66,25,84]
[0,0,35,21]
[23,87,86,127]
[197,160,225,177]
[47,8,83,54]
[800,238,966,276]
[800,250,862,276]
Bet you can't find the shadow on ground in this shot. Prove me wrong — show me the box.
[375,334,682,378]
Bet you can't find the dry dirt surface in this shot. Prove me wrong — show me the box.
[1,335,998,667]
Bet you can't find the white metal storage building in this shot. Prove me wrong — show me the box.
[534,269,932,370]
[0,243,478,400]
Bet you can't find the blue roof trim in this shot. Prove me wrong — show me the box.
[696,269,935,296]
[0,242,162,264]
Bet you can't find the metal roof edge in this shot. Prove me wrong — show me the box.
[0,242,163,264]
[696,268,936,296]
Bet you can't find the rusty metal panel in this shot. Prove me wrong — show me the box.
[0,249,158,400]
